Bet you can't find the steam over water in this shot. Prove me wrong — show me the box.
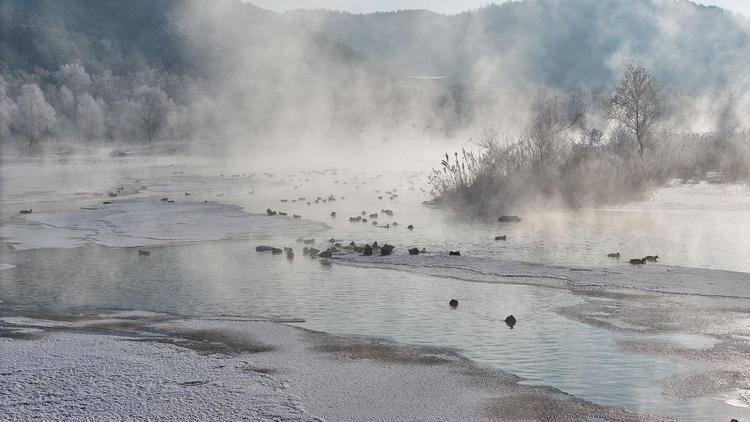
[1,156,750,421]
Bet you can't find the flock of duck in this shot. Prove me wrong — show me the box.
[607,252,660,265]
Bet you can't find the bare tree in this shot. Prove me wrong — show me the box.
[15,84,56,147]
[135,86,170,142]
[525,88,585,170]
[607,63,664,156]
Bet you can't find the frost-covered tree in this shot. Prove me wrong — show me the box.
[56,85,77,119]
[135,86,171,142]
[15,84,57,146]
[0,78,17,141]
[92,70,129,105]
[76,93,106,141]
[607,64,664,156]
[55,63,91,96]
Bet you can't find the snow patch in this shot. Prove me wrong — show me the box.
[0,332,318,421]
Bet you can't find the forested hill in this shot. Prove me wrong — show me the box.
[3,0,750,90]
[0,0,367,77]
[1,0,749,146]
[284,0,750,91]
[0,0,191,74]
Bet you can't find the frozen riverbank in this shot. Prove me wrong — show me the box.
[0,311,667,421]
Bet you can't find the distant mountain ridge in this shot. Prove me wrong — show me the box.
[2,0,749,90]
[283,0,750,90]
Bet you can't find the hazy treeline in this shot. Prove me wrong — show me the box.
[0,64,200,146]
[0,0,473,152]
[430,65,750,209]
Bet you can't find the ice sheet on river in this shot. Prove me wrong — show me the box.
[1,201,325,250]
[334,253,750,299]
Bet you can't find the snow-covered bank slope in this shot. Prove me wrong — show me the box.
[1,201,325,250]
[333,253,750,299]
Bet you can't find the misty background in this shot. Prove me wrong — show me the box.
[1,0,749,205]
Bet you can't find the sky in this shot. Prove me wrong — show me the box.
[246,0,750,16]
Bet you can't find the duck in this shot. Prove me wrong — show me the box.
[607,252,621,258]
[498,215,522,222]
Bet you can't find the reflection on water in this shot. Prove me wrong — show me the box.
[1,242,746,421]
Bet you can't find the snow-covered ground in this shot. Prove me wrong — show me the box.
[0,312,663,422]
